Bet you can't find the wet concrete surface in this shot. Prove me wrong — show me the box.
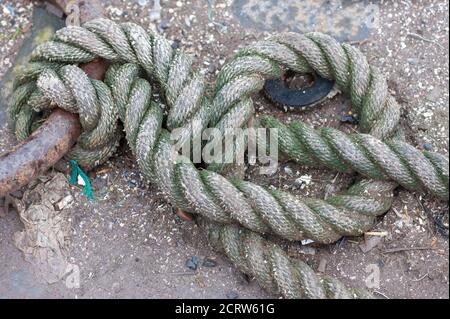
[232,0,377,41]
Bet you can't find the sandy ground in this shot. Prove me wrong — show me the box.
[0,0,448,299]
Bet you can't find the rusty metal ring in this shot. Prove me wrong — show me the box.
[0,0,104,198]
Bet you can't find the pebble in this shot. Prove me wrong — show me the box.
[3,4,15,16]
[318,258,327,273]
[128,179,137,188]
[299,246,316,255]
[283,166,294,176]
[294,175,312,189]
[226,291,238,299]
[207,61,219,74]
[185,256,198,270]
[359,236,382,253]
[301,239,314,245]
[340,114,359,125]
[149,0,161,22]
[184,16,191,28]
[157,19,170,33]
[407,57,419,65]
[171,39,181,49]
[202,257,217,268]
[56,195,74,210]
[423,143,433,151]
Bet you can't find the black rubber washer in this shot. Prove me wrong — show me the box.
[263,73,335,110]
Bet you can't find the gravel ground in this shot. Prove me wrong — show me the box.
[0,0,448,299]
[0,1,33,79]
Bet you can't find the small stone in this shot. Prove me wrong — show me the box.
[158,19,170,32]
[207,61,219,74]
[128,179,137,187]
[359,236,382,253]
[149,0,161,22]
[340,114,359,124]
[422,110,433,118]
[185,256,198,270]
[138,0,148,6]
[294,175,312,189]
[423,143,433,151]
[301,239,314,245]
[299,246,316,255]
[3,4,15,16]
[318,258,327,273]
[283,166,293,176]
[202,257,217,267]
[226,291,238,299]
[184,16,191,28]
[56,195,74,210]
[171,39,181,49]
[407,57,419,65]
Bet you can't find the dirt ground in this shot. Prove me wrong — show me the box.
[0,0,448,299]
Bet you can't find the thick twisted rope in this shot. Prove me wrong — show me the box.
[210,32,447,201]
[201,220,374,299]
[261,117,449,200]
[211,32,401,138]
[9,19,404,242]
[28,61,397,243]
[8,18,449,298]
[9,60,119,167]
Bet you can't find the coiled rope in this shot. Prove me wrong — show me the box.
[8,18,449,298]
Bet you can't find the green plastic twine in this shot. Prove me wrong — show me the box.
[69,160,95,201]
